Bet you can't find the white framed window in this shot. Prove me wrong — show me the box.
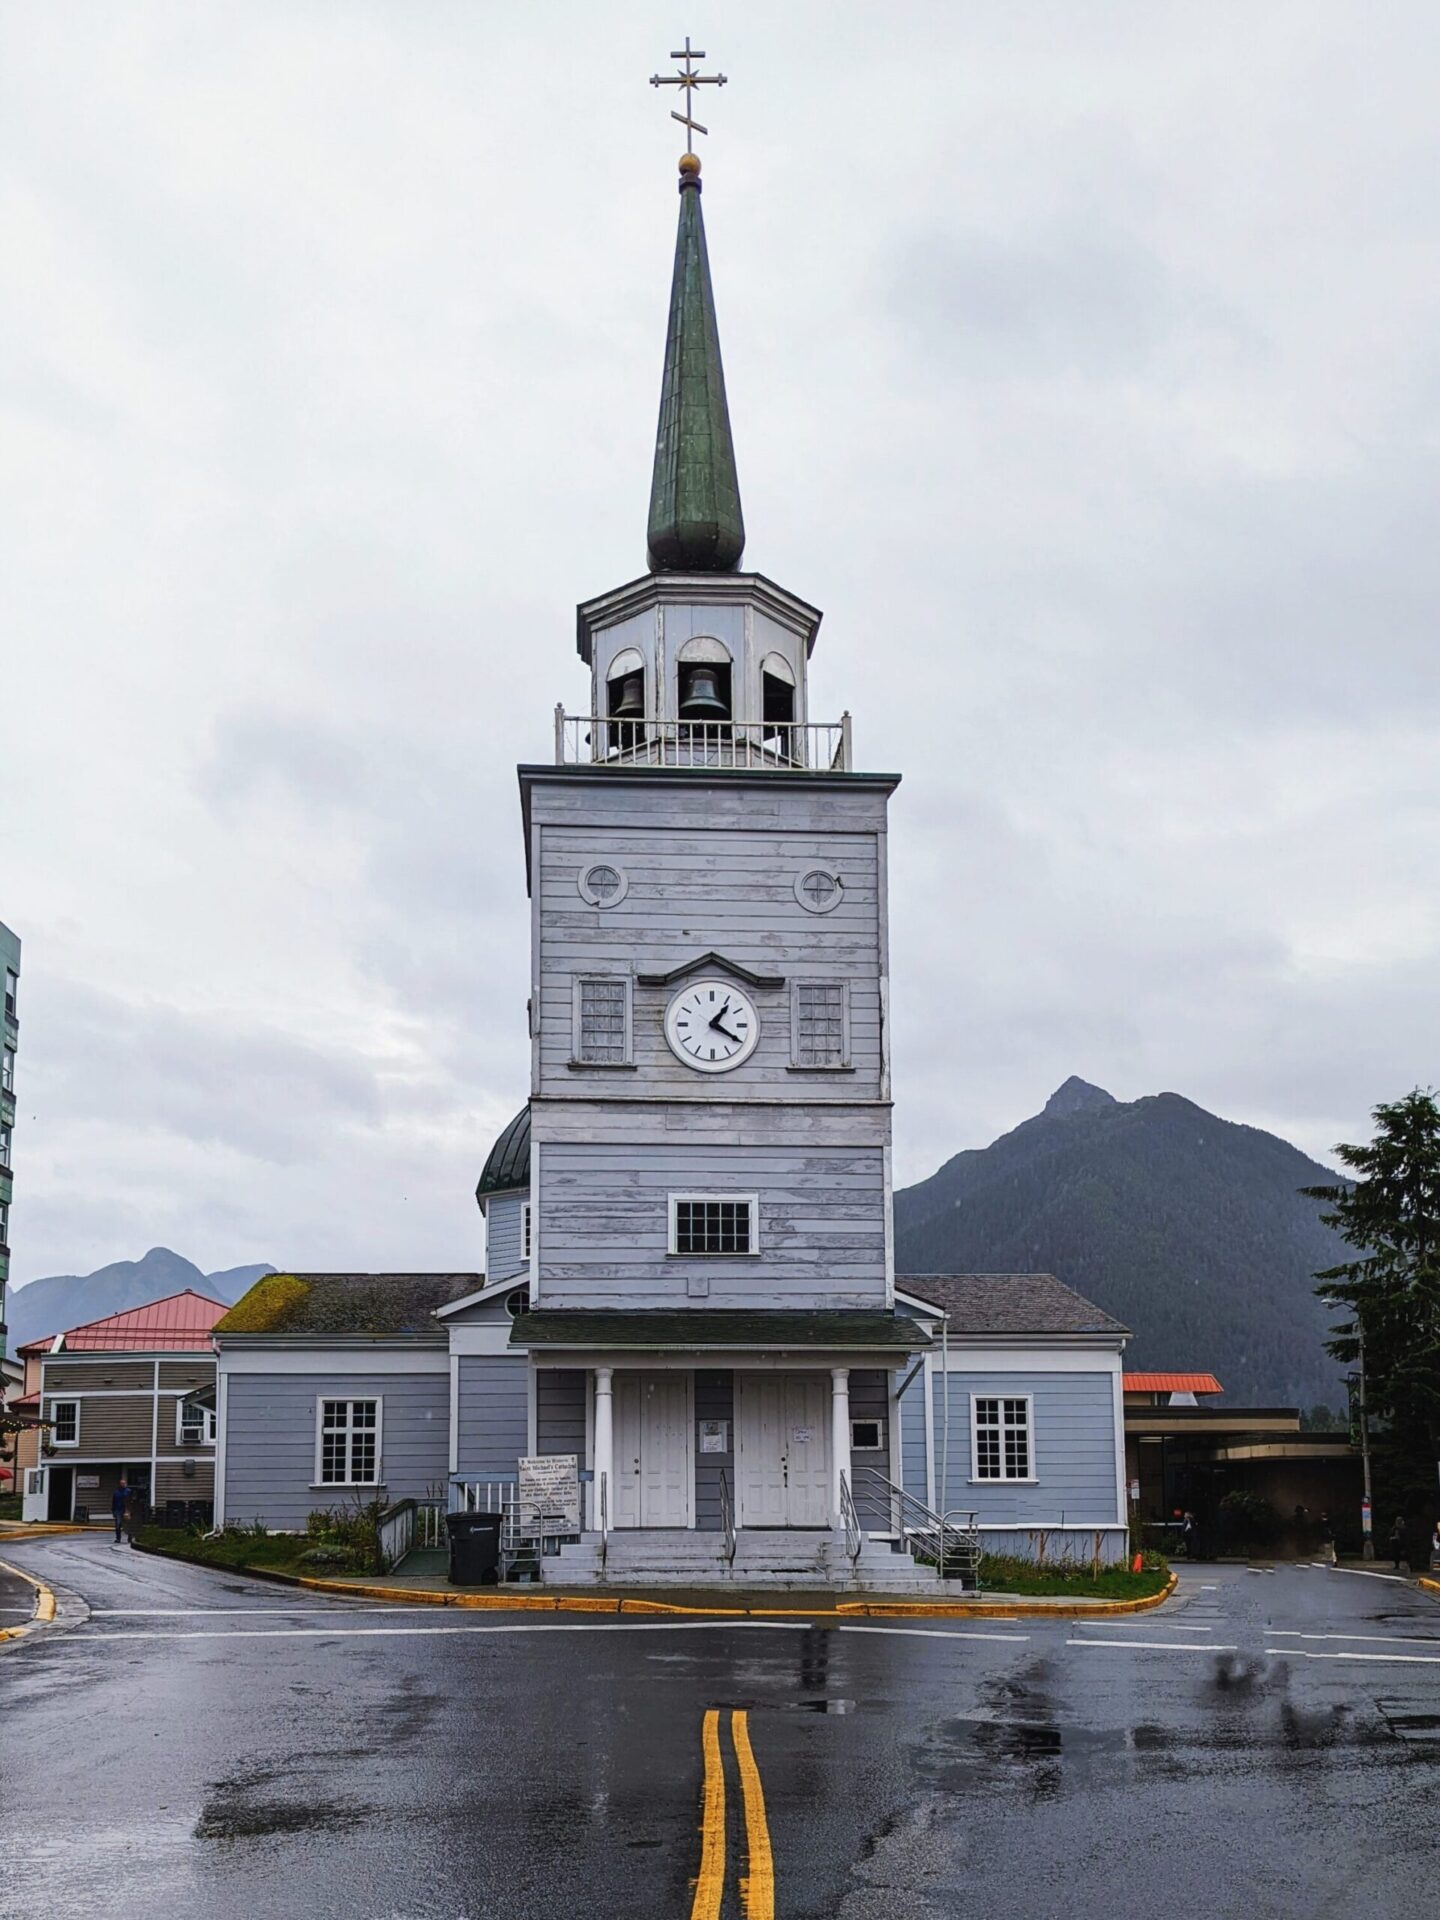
[669,1193,758,1257]
[176,1401,216,1448]
[791,980,849,1068]
[1,1047,12,1092]
[851,1416,886,1452]
[572,975,632,1065]
[315,1398,383,1486]
[49,1399,80,1447]
[521,1200,533,1262]
[971,1395,1034,1482]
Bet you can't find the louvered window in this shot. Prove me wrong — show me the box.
[575,976,631,1064]
[792,981,847,1067]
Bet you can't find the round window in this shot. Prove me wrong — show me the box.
[795,868,843,914]
[506,1286,531,1318]
[578,863,629,908]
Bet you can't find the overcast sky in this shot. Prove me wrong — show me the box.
[4,3,1437,1287]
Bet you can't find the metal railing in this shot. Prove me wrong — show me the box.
[556,709,852,773]
[838,1470,862,1565]
[718,1467,737,1566]
[851,1466,982,1587]
[598,1470,609,1574]
[376,1499,415,1572]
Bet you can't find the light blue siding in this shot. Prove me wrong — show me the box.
[223,1367,449,1530]
[536,1370,586,1457]
[899,1371,928,1505]
[486,1193,529,1282]
[932,1371,1120,1527]
[455,1356,528,1479]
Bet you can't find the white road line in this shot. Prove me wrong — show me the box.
[836,1625,1029,1644]
[1266,1647,1440,1665]
[1326,1566,1407,1582]
[1068,1638,1236,1653]
[1267,1631,1440,1648]
[54,1620,818,1644]
[1200,1584,1219,1590]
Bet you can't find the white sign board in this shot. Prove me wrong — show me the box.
[518,1453,581,1533]
[698,1420,729,1455]
[1128,1479,1140,1503]
[792,1427,814,1446]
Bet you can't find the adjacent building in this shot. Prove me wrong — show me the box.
[0,918,19,1361]
[17,1289,225,1523]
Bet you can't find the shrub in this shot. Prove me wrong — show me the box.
[297,1544,360,1570]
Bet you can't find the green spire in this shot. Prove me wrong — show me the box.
[647,158,745,573]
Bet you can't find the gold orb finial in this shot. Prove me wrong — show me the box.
[679,151,701,176]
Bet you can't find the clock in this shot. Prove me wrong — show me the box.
[664,979,761,1073]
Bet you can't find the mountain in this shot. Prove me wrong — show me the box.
[894,1077,1348,1410]
[7,1248,275,1350]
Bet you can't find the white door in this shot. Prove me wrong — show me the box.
[613,1372,692,1527]
[737,1373,831,1527]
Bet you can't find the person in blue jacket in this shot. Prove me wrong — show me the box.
[111,1478,131,1544]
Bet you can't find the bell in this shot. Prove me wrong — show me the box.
[678,664,729,720]
[609,671,644,720]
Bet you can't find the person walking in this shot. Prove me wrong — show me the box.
[1317,1510,1336,1566]
[1387,1515,1406,1571]
[111,1478,131,1545]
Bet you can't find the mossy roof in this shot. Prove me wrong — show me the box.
[215,1272,480,1339]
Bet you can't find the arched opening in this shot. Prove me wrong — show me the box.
[676,636,732,734]
[761,653,797,758]
[604,647,646,755]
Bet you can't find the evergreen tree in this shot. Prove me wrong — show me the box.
[1306,1090,1440,1519]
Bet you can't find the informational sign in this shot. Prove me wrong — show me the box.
[76,1474,101,1489]
[1361,1494,1373,1535]
[698,1419,729,1454]
[791,1426,814,1446]
[1128,1479,1140,1503]
[518,1453,580,1533]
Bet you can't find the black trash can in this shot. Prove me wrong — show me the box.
[447,1511,503,1587]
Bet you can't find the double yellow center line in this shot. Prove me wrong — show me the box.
[690,1707,774,1920]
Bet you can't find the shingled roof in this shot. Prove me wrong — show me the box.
[215,1273,480,1339]
[898,1273,1128,1338]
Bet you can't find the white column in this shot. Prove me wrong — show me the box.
[830,1367,852,1525]
[593,1366,614,1533]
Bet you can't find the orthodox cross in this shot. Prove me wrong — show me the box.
[650,36,727,154]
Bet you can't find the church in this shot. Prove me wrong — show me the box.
[212,124,1130,1587]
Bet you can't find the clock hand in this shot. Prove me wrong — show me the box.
[707,1001,732,1031]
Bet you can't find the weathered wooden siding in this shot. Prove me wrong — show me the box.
[931,1372,1120,1526]
[455,1356,529,1478]
[532,792,888,1107]
[848,1369,892,1482]
[899,1371,928,1504]
[535,1370,586,1459]
[222,1371,449,1531]
[534,1135,888,1309]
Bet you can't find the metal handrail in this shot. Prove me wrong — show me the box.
[851,1466,982,1587]
[598,1470,609,1574]
[838,1470,862,1564]
[376,1498,416,1573]
[718,1467,737,1565]
[556,709,852,773]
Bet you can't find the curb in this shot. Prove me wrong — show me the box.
[0,1524,93,1542]
[287,1568,1179,1620]
[1419,1576,1440,1598]
[0,1554,60,1645]
[133,1540,1177,1619]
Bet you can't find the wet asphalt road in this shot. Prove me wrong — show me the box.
[3,1538,1439,1920]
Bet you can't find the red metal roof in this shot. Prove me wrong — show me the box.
[20,1289,228,1354]
[1124,1371,1223,1395]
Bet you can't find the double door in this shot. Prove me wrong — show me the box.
[613,1371,693,1528]
[736,1373,831,1527]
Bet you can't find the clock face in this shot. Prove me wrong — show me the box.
[664,979,761,1073]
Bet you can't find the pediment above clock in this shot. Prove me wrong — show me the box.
[636,950,785,991]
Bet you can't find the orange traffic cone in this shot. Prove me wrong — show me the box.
[1131,1552,1143,1573]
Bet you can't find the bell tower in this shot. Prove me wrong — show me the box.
[512,48,923,1538]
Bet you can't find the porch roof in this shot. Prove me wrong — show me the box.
[510,1309,930,1352]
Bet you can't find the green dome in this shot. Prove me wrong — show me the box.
[475,1105,530,1205]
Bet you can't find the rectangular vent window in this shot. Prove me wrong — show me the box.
[672,1198,755,1257]
[794,982,846,1067]
[577,978,629,1064]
